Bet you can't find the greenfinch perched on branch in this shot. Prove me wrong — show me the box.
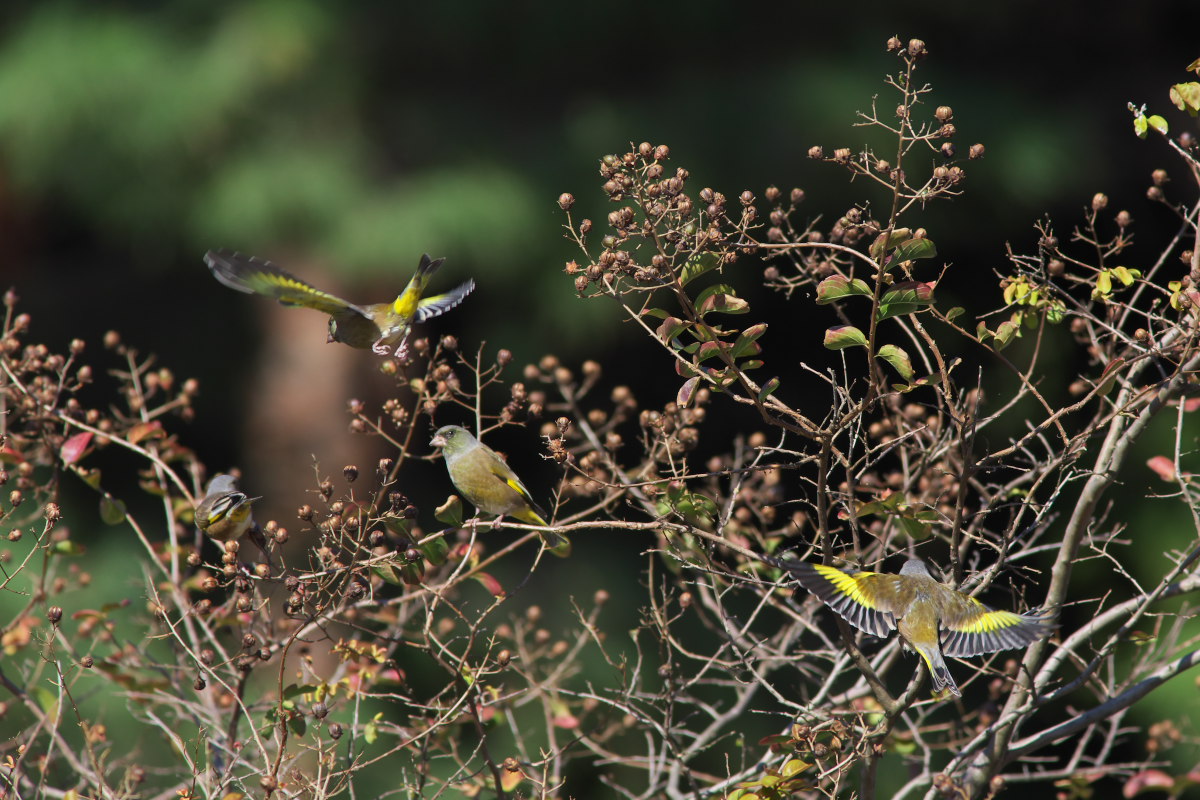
[204,249,475,358]
[194,474,258,543]
[194,473,271,565]
[789,558,1051,697]
[430,425,570,557]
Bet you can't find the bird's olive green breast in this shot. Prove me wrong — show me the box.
[447,450,526,517]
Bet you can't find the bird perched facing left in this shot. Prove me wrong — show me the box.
[204,249,475,358]
[194,473,271,564]
[789,558,1051,697]
[430,425,570,557]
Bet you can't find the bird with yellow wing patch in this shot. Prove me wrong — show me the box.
[789,558,1052,697]
[204,249,475,359]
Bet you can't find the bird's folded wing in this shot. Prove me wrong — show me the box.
[788,562,898,639]
[205,250,365,316]
[940,600,1052,657]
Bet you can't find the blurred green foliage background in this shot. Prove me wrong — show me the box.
[1,1,1199,795]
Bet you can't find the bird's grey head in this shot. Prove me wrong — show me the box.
[205,473,240,496]
[899,559,933,578]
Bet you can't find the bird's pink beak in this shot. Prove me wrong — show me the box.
[430,433,447,448]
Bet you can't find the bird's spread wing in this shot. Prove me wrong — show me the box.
[205,250,367,317]
[788,562,898,639]
[940,599,1052,657]
[414,280,476,322]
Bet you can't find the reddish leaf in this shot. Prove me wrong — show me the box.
[472,572,505,597]
[1146,456,1176,482]
[0,445,24,464]
[127,421,165,445]
[60,432,93,465]
[1182,397,1200,412]
[1123,769,1175,798]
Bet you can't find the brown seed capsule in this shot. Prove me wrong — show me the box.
[807,145,824,159]
[497,649,512,667]
[343,465,358,483]
[81,655,93,668]
[1152,169,1169,186]
[907,39,927,58]
[1115,210,1132,228]
[968,143,985,159]
[940,142,955,158]
[313,702,329,719]
[558,192,575,211]
[1092,192,1108,211]
[330,722,343,739]
[1147,186,1164,201]
[47,606,63,624]
[887,36,903,52]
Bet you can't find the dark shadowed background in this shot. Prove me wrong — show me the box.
[1,0,1198,795]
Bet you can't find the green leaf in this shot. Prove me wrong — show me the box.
[696,340,726,363]
[363,713,381,745]
[897,515,931,540]
[876,344,914,382]
[435,495,464,527]
[815,275,872,304]
[1171,82,1200,115]
[52,540,86,556]
[976,322,992,341]
[656,316,688,345]
[891,237,937,263]
[731,323,768,357]
[1147,114,1169,135]
[945,306,965,322]
[419,535,450,566]
[993,320,1019,350]
[283,683,321,700]
[288,712,307,738]
[758,377,780,402]
[99,494,126,525]
[1134,114,1149,138]
[373,562,406,586]
[878,281,935,320]
[696,284,749,315]
[640,307,670,320]
[680,252,720,285]
[869,227,912,258]
[823,325,868,350]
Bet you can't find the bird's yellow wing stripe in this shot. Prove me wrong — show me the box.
[813,564,883,608]
[941,600,1051,657]
[205,250,363,316]
[788,562,897,639]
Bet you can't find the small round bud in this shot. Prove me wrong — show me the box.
[907,39,927,58]
[81,655,94,668]
[557,193,575,211]
[343,465,358,483]
[940,142,955,158]
[1092,193,1108,211]
[887,36,903,52]
[935,105,953,122]
[47,606,63,625]
[330,722,343,739]
[497,649,512,667]
[1147,186,1164,202]
[968,143,986,159]
[103,330,121,349]
[312,702,329,719]
[1152,169,1169,186]
[1115,210,1132,228]
[807,145,824,159]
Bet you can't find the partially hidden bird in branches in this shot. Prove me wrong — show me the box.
[194,472,271,566]
[430,425,571,557]
[204,249,475,358]
[789,558,1052,697]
